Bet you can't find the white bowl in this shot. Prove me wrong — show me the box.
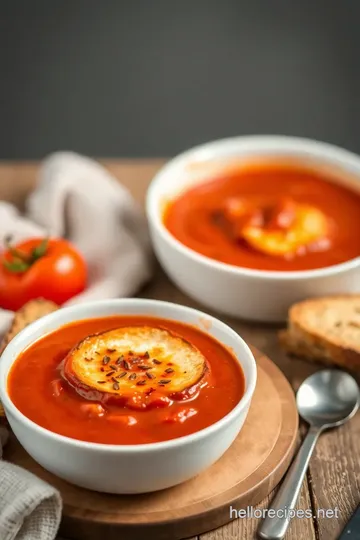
[0,298,256,494]
[146,135,360,322]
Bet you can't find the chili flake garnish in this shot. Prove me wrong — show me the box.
[146,372,155,379]
[153,359,161,365]
[159,379,171,384]
[129,373,137,380]
[103,356,111,365]
[113,382,120,390]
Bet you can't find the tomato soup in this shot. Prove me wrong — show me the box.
[8,316,245,445]
[163,163,360,271]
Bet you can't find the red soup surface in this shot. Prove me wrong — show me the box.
[8,316,245,445]
[163,162,360,271]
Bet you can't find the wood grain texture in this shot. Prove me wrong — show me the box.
[307,417,360,539]
[200,466,316,540]
[0,159,359,540]
[4,350,298,540]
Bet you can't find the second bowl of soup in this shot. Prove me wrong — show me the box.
[147,136,360,321]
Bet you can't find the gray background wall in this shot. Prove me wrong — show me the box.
[1,1,359,159]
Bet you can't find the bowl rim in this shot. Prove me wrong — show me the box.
[0,298,257,452]
[146,134,360,280]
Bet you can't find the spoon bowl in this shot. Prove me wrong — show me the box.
[297,369,359,429]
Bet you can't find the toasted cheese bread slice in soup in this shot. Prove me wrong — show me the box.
[62,326,208,408]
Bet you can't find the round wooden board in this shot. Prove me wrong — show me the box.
[5,347,298,540]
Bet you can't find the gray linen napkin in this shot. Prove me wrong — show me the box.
[0,426,62,540]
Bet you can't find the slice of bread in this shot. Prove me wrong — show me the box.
[63,326,208,400]
[0,298,59,421]
[0,298,58,355]
[279,295,360,372]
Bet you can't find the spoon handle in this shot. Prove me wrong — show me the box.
[257,426,320,540]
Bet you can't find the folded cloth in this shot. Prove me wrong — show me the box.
[0,152,153,540]
[0,151,153,335]
[0,435,62,540]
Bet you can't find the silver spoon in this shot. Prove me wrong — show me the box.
[258,369,359,540]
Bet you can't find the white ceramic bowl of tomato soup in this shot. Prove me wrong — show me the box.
[0,299,256,494]
[146,135,360,322]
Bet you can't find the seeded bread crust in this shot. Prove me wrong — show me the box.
[0,299,59,421]
[279,295,360,372]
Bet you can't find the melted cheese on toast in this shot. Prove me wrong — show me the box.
[62,326,207,399]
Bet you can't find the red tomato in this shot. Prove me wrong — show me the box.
[0,237,87,311]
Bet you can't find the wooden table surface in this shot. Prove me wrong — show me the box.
[0,159,359,540]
